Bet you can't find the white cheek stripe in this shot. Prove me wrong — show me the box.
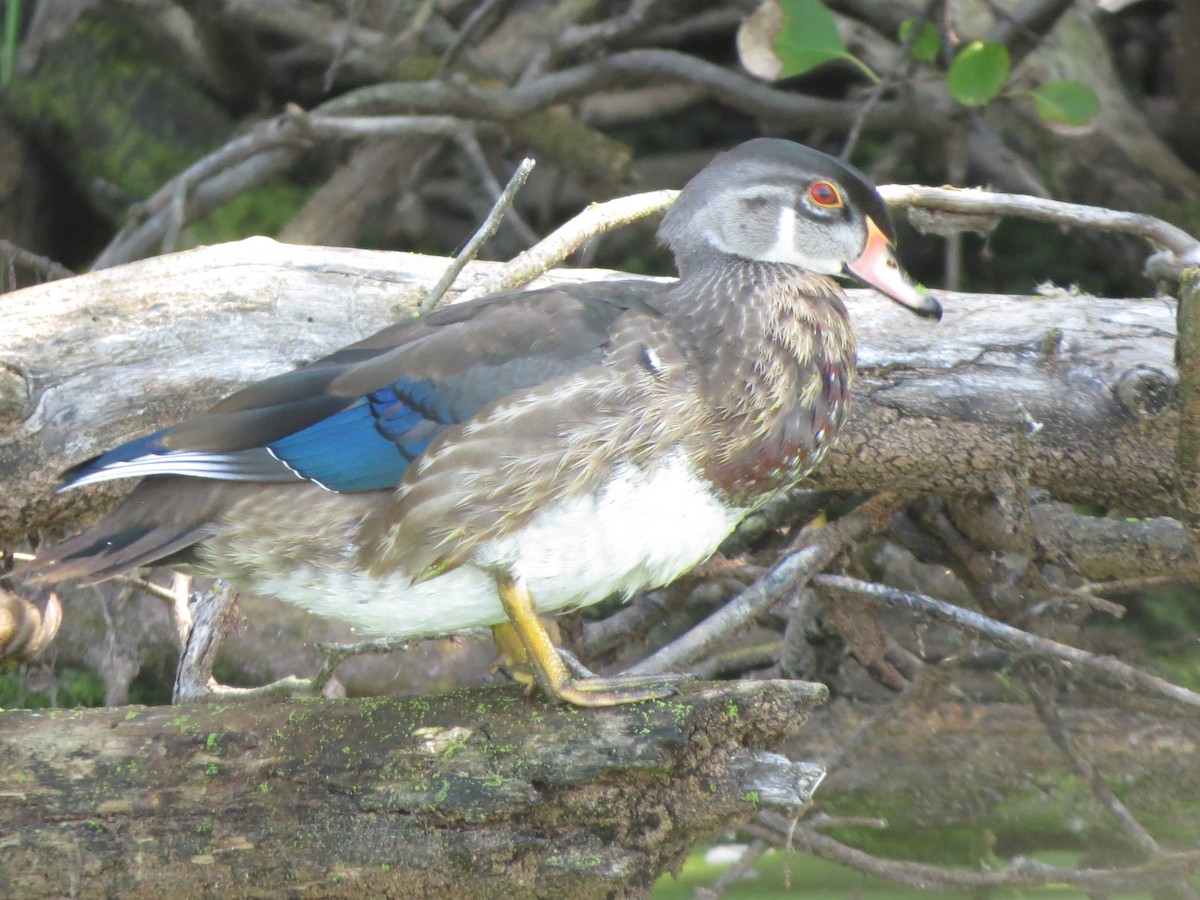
[766,205,798,262]
[762,205,842,274]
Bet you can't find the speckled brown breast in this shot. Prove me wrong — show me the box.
[700,357,851,506]
[665,260,857,509]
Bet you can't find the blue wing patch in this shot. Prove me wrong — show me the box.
[59,330,593,494]
[267,391,436,493]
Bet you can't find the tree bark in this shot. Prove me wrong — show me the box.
[0,238,1180,543]
[0,679,826,899]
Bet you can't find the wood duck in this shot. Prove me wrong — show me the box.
[22,139,940,706]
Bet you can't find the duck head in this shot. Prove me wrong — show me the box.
[659,138,941,319]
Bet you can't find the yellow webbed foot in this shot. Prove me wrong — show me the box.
[492,576,694,707]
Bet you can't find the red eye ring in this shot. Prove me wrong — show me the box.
[808,181,842,208]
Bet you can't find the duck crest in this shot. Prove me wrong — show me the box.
[666,259,856,507]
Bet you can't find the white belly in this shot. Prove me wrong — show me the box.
[252,449,745,638]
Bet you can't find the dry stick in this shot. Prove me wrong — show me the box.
[0,240,75,282]
[300,112,470,138]
[1023,673,1176,862]
[764,819,1200,894]
[93,117,307,269]
[318,49,925,132]
[815,574,1200,713]
[1083,574,1193,596]
[693,838,772,900]
[436,0,510,76]
[878,184,1200,273]
[625,545,824,677]
[419,158,536,314]
[309,636,413,694]
[451,130,539,246]
[628,494,904,677]
[93,112,479,270]
[455,189,679,301]
[552,0,664,55]
[94,147,299,270]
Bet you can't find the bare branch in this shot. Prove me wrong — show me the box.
[816,574,1200,713]
[878,183,1200,276]
[1023,672,1175,861]
[320,49,943,133]
[456,189,678,300]
[629,494,905,677]
[0,241,75,285]
[842,0,942,159]
[172,581,240,702]
[420,157,536,314]
[772,820,1200,894]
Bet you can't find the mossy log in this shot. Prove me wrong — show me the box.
[0,679,826,899]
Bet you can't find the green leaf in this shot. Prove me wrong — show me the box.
[947,40,1011,107]
[1030,79,1100,125]
[774,0,849,78]
[898,18,940,63]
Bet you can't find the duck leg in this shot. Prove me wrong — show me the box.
[493,575,690,706]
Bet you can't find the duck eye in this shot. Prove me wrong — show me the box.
[808,181,842,208]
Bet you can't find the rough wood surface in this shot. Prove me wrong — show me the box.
[0,679,827,899]
[0,238,1180,544]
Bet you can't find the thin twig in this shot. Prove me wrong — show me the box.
[420,157,536,314]
[628,546,823,677]
[693,839,772,900]
[299,113,470,138]
[552,0,664,56]
[1013,584,1127,625]
[436,0,512,76]
[628,494,904,676]
[452,130,538,246]
[0,240,75,283]
[455,189,678,301]
[110,574,179,606]
[842,0,941,159]
[309,636,412,694]
[94,146,300,270]
[878,183,1200,274]
[1082,574,1193,596]
[93,111,479,270]
[1022,670,1172,860]
[318,49,931,133]
[816,574,1200,713]
[93,117,308,269]
[771,821,1200,894]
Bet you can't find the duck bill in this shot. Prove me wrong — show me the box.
[846,217,942,320]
